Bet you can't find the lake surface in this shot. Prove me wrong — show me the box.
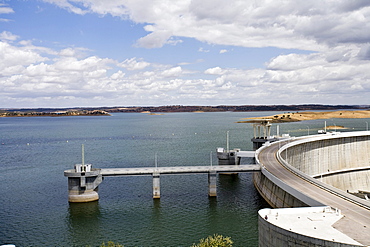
[1,112,368,246]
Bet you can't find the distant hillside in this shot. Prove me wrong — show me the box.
[100,104,369,113]
[1,104,369,116]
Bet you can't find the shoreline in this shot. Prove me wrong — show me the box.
[238,110,370,123]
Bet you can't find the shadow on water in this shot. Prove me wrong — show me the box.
[67,201,103,246]
[151,199,162,228]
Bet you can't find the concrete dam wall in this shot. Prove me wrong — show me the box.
[255,132,370,247]
[283,133,370,193]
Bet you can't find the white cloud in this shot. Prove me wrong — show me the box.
[0,31,18,41]
[161,66,182,77]
[0,41,47,73]
[135,29,172,48]
[219,49,228,54]
[198,47,209,53]
[0,4,14,14]
[53,56,113,72]
[118,57,150,70]
[204,67,225,75]
[110,70,125,80]
[59,48,77,57]
[2,0,370,107]
[42,0,90,15]
[1,36,370,107]
[40,0,370,51]
[166,37,183,46]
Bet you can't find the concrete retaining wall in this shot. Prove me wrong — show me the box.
[253,171,308,208]
[284,133,370,192]
[253,138,325,209]
[253,167,324,208]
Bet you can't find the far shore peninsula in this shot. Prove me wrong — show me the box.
[238,110,370,123]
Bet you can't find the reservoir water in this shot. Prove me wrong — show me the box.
[1,112,368,246]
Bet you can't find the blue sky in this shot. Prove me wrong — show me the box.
[1,0,370,108]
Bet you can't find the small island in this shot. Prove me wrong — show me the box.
[0,109,110,117]
[238,110,370,123]
[326,125,348,130]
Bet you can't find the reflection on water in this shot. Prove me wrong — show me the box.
[67,201,102,246]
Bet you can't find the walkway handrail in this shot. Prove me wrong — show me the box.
[99,165,261,177]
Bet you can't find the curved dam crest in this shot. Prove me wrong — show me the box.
[285,134,370,193]
[254,131,370,246]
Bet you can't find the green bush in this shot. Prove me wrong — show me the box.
[191,234,233,247]
[98,234,232,247]
[100,241,124,247]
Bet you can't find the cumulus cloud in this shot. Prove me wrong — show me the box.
[135,29,173,48]
[0,3,14,14]
[40,1,370,51]
[1,34,370,107]
[2,1,370,106]
[0,41,47,73]
[204,67,226,75]
[161,66,182,78]
[118,57,150,70]
[0,31,18,41]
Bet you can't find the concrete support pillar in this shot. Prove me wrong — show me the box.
[208,171,217,197]
[153,172,160,199]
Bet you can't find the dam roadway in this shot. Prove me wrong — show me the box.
[258,140,370,246]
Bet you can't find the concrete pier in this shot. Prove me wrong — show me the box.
[208,171,217,197]
[152,172,160,199]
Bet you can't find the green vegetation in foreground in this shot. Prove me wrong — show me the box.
[100,241,124,247]
[98,234,233,247]
[191,234,233,247]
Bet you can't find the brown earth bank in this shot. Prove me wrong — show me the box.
[238,110,370,123]
[326,125,348,130]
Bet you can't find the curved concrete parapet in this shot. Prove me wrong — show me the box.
[64,166,102,203]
